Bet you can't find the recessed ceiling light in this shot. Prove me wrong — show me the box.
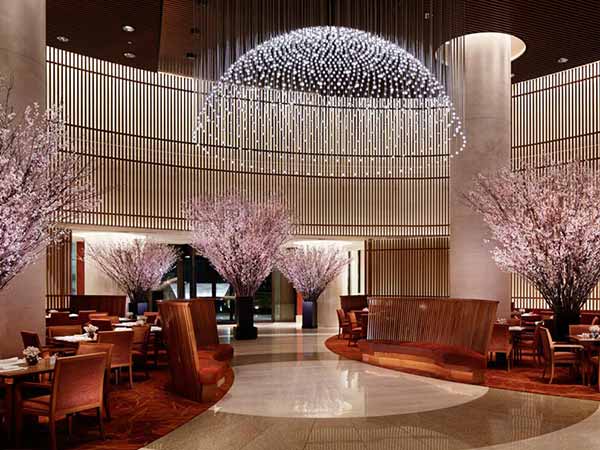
[56,36,70,43]
[122,25,135,33]
[123,52,136,59]
[557,57,569,64]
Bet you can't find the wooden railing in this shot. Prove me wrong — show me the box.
[367,297,498,355]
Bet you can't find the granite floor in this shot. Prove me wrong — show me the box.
[142,324,600,450]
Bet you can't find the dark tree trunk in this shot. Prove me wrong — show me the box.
[234,296,257,340]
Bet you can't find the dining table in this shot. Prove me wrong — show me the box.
[569,334,600,386]
[0,357,56,443]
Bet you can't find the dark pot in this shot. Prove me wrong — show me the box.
[553,310,580,341]
[234,296,258,340]
[302,300,318,329]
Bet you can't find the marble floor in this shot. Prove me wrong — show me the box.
[143,324,600,450]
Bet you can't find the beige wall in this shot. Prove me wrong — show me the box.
[0,0,46,357]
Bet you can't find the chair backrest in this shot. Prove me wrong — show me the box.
[106,315,120,324]
[143,312,159,324]
[90,319,113,331]
[336,309,346,326]
[89,312,109,320]
[21,331,42,349]
[158,301,204,402]
[569,324,591,336]
[347,311,358,328]
[77,310,97,322]
[521,314,542,326]
[76,343,114,374]
[593,316,600,325]
[539,327,553,361]
[97,330,133,366]
[131,325,151,353]
[47,325,82,338]
[51,311,70,320]
[506,318,520,326]
[489,323,510,351]
[51,353,106,417]
[189,298,220,348]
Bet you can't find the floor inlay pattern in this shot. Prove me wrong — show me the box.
[143,325,599,450]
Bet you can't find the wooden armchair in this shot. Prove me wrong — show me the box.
[158,301,227,402]
[189,299,234,363]
[488,324,514,370]
[76,343,114,420]
[347,311,362,346]
[16,353,107,450]
[336,309,350,339]
[98,330,134,388]
[539,326,584,384]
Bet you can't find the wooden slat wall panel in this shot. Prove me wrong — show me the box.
[46,230,72,310]
[46,47,450,238]
[365,237,449,297]
[511,61,600,310]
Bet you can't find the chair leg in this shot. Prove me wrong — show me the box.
[97,407,105,440]
[144,357,149,379]
[50,418,58,450]
[67,414,73,439]
[549,364,555,384]
[129,365,134,389]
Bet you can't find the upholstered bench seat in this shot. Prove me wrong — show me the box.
[197,358,227,385]
[358,340,487,384]
[198,343,234,362]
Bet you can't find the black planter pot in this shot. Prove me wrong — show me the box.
[553,310,581,341]
[302,301,318,329]
[234,296,258,340]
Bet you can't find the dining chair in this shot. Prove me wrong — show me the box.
[21,331,73,358]
[347,311,362,346]
[516,323,542,363]
[98,330,134,388]
[336,309,350,339]
[15,353,107,450]
[89,312,109,320]
[488,324,513,370]
[143,312,159,324]
[539,326,584,384]
[47,325,83,340]
[131,325,151,378]
[569,325,592,336]
[77,310,97,323]
[76,343,114,420]
[90,319,114,332]
[593,316,600,326]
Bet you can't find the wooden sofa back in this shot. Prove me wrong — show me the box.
[367,297,498,355]
[158,301,204,402]
[189,298,220,348]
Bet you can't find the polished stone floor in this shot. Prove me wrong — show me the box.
[143,324,600,450]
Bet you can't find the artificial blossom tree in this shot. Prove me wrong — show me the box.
[278,245,351,328]
[87,239,178,315]
[0,78,96,290]
[465,162,600,339]
[186,195,292,339]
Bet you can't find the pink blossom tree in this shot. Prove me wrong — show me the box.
[186,194,292,339]
[0,79,96,290]
[87,239,178,314]
[278,245,351,328]
[465,162,600,338]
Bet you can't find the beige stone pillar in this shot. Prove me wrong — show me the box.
[450,33,512,318]
[0,0,46,357]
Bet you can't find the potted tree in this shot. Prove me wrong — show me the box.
[0,77,96,290]
[186,195,291,340]
[87,239,178,315]
[278,245,351,328]
[465,162,600,339]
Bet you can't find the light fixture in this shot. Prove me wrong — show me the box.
[122,25,135,33]
[56,36,70,43]
[557,57,569,64]
[197,26,466,178]
[123,52,136,59]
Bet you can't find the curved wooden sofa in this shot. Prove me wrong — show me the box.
[359,297,498,384]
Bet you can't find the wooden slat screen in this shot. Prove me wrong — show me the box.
[46,229,72,310]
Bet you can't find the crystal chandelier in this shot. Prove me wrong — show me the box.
[196,26,465,178]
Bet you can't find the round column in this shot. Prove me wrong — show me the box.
[0,0,46,357]
[450,33,512,318]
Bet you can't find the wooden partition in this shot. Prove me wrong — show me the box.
[70,295,126,317]
[360,297,498,384]
[189,299,219,348]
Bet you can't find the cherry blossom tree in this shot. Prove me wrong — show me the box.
[278,245,351,328]
[186,194,292,339]
[465,162,600,338]
[87,239,178,314]
[0,79,96,290]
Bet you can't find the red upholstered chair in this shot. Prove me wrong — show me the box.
[76,343,114,420]
[131,325,151,378]
[539,326,584,384]
[97,330,134,388]
[336,309,350,339]
[143,312,159,324]
[488,324,513,370]
[347,311,362,346]
[16,353,107,450]
[189,299,234,363]
[90,319,113,332]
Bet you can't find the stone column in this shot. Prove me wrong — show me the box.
[449,33,512,318]
[0,0,46,357]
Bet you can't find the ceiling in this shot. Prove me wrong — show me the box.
[47,0,600,83]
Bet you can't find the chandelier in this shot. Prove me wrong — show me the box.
[196,26,465,178]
